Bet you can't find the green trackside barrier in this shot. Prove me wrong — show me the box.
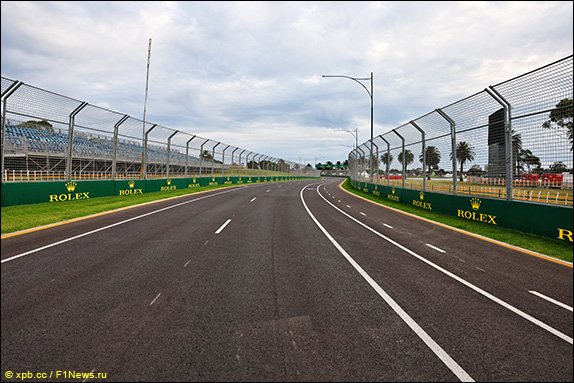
[349,179,572,243]
[1,176,317,207]
[0,179,116,207]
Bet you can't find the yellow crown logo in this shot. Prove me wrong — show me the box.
[470,198,481,211]
[392,188,396,194]
[419,191,424,200]
[65,182,77,192]
[167,179,171,186]
[193,178,196,183]
[128,180,135,188]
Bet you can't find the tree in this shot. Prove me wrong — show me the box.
[397,149,414,177]
[380,152,393,173]
[449,141,475,181]
[549,161,568,173]
[467,164,484,177]
[518,148,541,173]
[542,98,573,151]
[18,119,55,132]
[419,146,441,180]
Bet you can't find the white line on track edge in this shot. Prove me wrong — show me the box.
[299,182,475,382]
[314,182,573,345]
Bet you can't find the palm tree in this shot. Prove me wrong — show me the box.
[398,149,414,177]
[449,141,475,181]
[380,152,393,175]
[419,146,441,180]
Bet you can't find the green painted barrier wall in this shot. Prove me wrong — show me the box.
[1,175,313,208]
[350,179,572,243]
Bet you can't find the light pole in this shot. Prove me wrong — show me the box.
[333,128,358,149]
[322,73,373,182]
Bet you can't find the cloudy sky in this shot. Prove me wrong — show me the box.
[1,1,573,164]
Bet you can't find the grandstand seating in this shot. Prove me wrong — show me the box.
[4,125,199,164]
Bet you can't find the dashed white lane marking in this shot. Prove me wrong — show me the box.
[383,223,393,229]
[360,212,366,216]
[215,219,232,234]
[529,291,573,312]
[184,260,191,267]
[150,293,161,306]
[1,186,246,264]
[426,244,446,253]
[314,182,573,345]
[250,197,257,202]
[346,205,351,208]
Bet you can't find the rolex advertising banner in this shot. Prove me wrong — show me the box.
[0,180,116,206]
[349,178,572,242]
[1,176,313,207]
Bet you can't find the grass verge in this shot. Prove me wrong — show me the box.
[1,183,238,235]
[340,178,573,263]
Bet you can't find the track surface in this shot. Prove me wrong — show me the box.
[1,178,572,382]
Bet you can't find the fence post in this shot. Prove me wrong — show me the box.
[485,86,513,201]
[392,129,406,189]
[410,120,426,191]
[436,108,457,194]
[211,142,220,178]
[1,81,23,180]
[166,130,179,179]
[143,124,157,180]
[222,144,230,177]
[185,135,197,177]
[112,114,129,180]
[66,102,88,181]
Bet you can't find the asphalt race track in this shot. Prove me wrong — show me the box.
[1,177,572,382]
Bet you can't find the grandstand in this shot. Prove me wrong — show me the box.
[3,124,211,180]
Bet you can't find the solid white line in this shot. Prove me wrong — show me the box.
[426,244,446,253]
[250,197,257,202]
[383,223,394,229]
[2,187,246,264]
[150,293,161,306]
[316,183,573,345]
[215,219,232,234]
[529,291,573,312]
[300,184,474,382]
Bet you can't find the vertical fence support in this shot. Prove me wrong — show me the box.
[143,124,157,180]
[410,120,426,191]
[392,129,406,189]
[166,130,179,179]
[486,86,514,201]
[211,142,220,178]
[66,102,88,181]
[1,81,23,180]
[231,148,239,177]
[222,144,230,177]
[112,114,129,180]
[199,139,208,177]
[185,135,197,177]
[436,108,457,194]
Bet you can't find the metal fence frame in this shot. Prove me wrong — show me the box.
[1,78,320,182]
[349,55,573,206]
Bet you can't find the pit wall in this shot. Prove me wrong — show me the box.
[349,179,573,243]
[1,176,315,207]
